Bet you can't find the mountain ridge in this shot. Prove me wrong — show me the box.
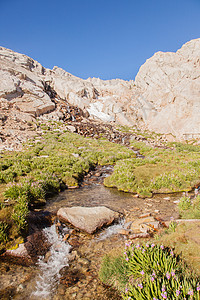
[0,38,200,151]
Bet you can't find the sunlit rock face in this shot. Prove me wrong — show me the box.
[134,38,200,140]
[0,38,200,141]
[0,46,55,116]
[45,66,136,126]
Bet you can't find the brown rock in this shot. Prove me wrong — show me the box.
[139,213,151,218]
[118,229,130,235]
[129,233,150,239]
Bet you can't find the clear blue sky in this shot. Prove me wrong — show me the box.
[0,0,200,80]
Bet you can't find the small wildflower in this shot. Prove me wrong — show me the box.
[160,245,164,250]
[162,286,166,292]
[125,287,128,293]
[170,250,174,257]
[151,276,155,282]
[188,289,193,296]
[138,283,143,289]
[151,243,155,248]
[161,291,167,299]
[152,271,156,277]
[166,272,170,279]
[146,243,149,247]
[197,285,200,291]
[176,290,180,296]
[171,270,175,277]
[140,270,145,275]
[125,257,129,262]
[142,249,145,253]
[136,244,140,249]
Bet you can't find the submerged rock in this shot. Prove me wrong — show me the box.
[57,206,119,234]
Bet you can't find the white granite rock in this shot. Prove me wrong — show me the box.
[57,206,119,234]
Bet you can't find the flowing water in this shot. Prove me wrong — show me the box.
[0,183,180,300]
[33,224,71,298]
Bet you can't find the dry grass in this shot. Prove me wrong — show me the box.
[157,222,200,276]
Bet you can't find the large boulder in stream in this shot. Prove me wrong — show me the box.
[57,206,119,234]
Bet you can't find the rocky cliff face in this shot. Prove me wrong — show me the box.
[135,38,200,140]
[0,38,200,148]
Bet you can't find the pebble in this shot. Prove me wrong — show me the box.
[130,207,140,211]
[139,213,151,218]
[173,200,179,204]
[78,257,90,267]
[118,229,130,235]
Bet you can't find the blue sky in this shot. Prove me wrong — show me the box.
[0,0,200,80]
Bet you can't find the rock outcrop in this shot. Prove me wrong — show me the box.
[134,39,200,139]
[0,38,200,145]
[57,206,119,234]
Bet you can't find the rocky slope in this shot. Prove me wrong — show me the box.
[0,38,200,150]
[135,38,200,140]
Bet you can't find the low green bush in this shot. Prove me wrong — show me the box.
[0,221,9,243]
[11,196,29,232]
[100,242,200,300]
[178,195,200,219]
[4,175,61,204]
[104,140,200,196]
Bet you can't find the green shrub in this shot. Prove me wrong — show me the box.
[175,143,200,153]
[4,175,62,203]
[100,242,200,300]
[4,180,31,200]
[178,195,200,219]
[11,196,29,232]
[0,221,9,243]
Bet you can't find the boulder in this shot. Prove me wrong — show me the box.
[1,231,51,266]
[57,206,119,234]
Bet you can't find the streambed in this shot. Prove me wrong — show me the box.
[0,183,180,300]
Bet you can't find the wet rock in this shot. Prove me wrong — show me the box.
[28,211,53,234]
[130,216,160,233]
[77,257,90,267]
[118,229,130,235]
[25,230,51,261]
[59,267,84,288]
[1,243,34,266]
[60,270,80,287]
[63,233,70,241]
[94,172,102,177]
[57,206,119,234]
[68,236,82,248]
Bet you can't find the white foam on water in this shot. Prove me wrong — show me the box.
[32,224,71,298]
[96,219,125,241]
